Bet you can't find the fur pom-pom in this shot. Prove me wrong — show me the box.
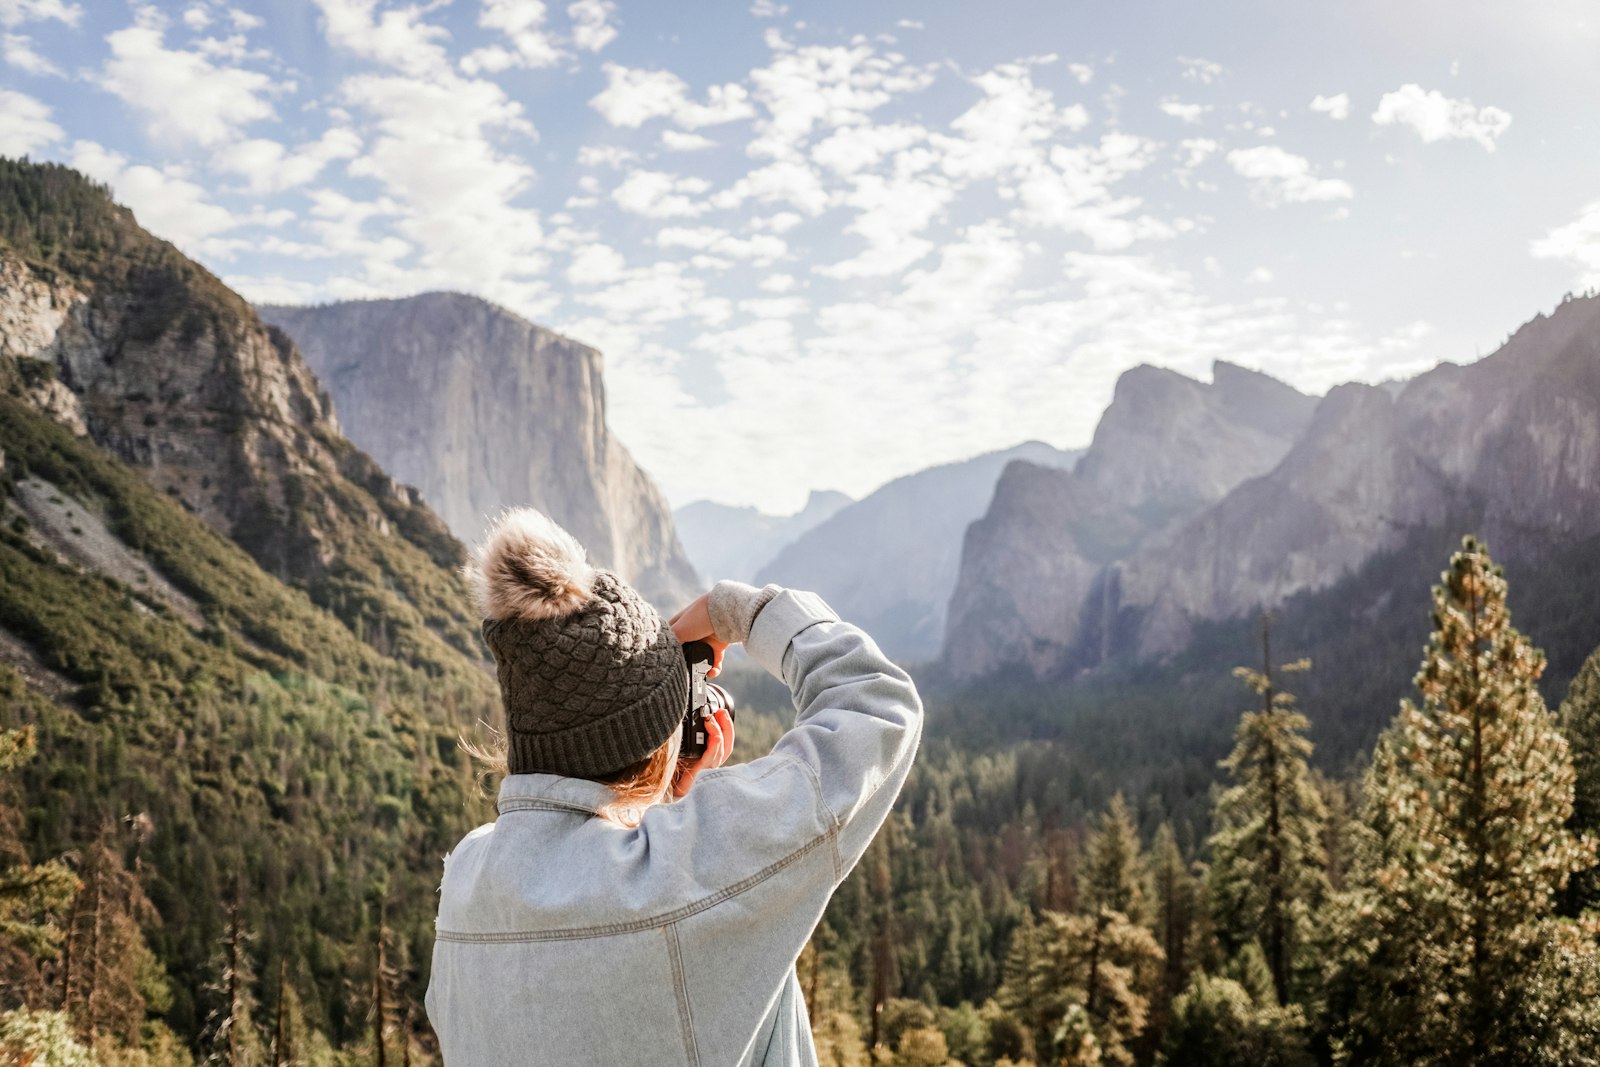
[466,508,596,621]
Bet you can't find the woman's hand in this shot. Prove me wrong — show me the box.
[670,705,733,798]
[668,593,729,678]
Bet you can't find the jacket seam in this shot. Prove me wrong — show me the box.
[664,922,701,1067]
[434,822,839,943]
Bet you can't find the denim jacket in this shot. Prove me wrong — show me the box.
[424,589,923,1065]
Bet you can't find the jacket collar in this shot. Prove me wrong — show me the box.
[496,773,617,817]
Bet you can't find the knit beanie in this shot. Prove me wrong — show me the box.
[466,508,688,779]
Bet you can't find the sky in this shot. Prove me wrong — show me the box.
[2,0,1599,514]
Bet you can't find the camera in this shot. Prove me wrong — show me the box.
[681,640,736,760]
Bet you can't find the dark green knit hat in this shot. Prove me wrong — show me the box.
[468,508,687,779]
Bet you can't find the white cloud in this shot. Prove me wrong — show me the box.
[566,242,627,285]
[69,140,244,256]
[567,0,615,52]
[229,8,263,30]
[814,168,952,278]
[332,70,550,309]
[1227,145,1354,205]
[745,36,937,161]
[1158,98,1210,124]
[182,5,209,29]
[811,122,924,176]
[313,0,451,77]
[474,0,563,70]
[0,0,79,26]
[612,169,712,218]
[934,58,1087,182]
[1016,134,1173,249]
[656,226,786,264]
[661,129,716,152]
[100,14,282,146]
[758,272,796,292]
[750,0,787,16]
[1179,56,1223,84]
[895,18,923,30]
[1372,83,1511,151]
[590,63,755,129]
[1531,201,1600,290]
[0,87,60,154]
[576,144,635,168]
[211,128,362,194]
[2,31,58,74]
[711,159,830,216]
[1310,92,1350,120]
[1068,62,1093,84]
[1246,266,1274,284]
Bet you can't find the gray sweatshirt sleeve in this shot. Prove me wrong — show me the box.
[741,588,923,880]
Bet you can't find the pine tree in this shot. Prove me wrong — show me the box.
[1150,824,1199,1013]
[1205,618,1327,1006]
[1080,794,1145,924]
[202,896,265,1067]
[1319,537,1598,1065]
[0,725,79,1005]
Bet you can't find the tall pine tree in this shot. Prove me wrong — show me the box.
[1319,537,1597,1065]
[1205,620,1327,1006]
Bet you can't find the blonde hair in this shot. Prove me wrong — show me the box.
[460,725,682,829]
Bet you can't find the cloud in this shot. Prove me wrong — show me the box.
[3,31,59,74]
[211,128,362,194]
[1068,62,1093,84]
[229,8,263,31]
[1310,92,1350,120]
[472,0,563,70]
[576,144,635,168]
[1227,145,1353,205]
[1016,134,1173,249]
[1158,98,1209,124]
[934,58,1088,182]
[1531,201,1600,290]
[750,0,787,16]
[745,34,937,160]
[656,226,786,264]
[612,169,712,218]
[0,87,60,154]
[661,129,716,152]
[313,0,451,77]
[710,158,830,216]
[100,13,282,146]
[0,0,79,26]
[1372,83,1511,151]
[567,0,615,52]
[590,63,755,129]
[1179,56,1223,84]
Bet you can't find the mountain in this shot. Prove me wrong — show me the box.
[945,363,1318,679]
[756,441,1082,662]
[257,295,698,610]
[946,294,1600,681]
[674,489,852,586]
[0,158,496,1048]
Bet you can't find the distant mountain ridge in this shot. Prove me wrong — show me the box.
[674,489,853,586]
[946,294,1600,681]
[259,294,699,610]
[757,441,1082,662]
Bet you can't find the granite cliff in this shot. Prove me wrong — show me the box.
[944,363,1317,679]
[946,294,1600,681]
[259,295,698,609]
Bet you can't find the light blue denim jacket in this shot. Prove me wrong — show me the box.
[424,589,923,1066]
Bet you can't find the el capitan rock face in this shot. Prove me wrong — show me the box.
[946,294,1600,682]
[259,294,699,610]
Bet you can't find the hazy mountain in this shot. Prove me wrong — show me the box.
[757,441,1082,662]
[674,489,852,586]
[945,362,1318,679]
[258,295,698,610]
[946,294,1600,681]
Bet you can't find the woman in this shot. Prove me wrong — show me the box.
[424,507,923,1065]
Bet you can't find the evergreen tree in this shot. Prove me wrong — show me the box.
[1205,621,1327,1005]
[1157,973,1313,1067]
[1559,642,1600,912]
[1319,537,1598,1065]
[1149,823,1199,1020]
[1079,794,1145,924]
[202,898,265,1067]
